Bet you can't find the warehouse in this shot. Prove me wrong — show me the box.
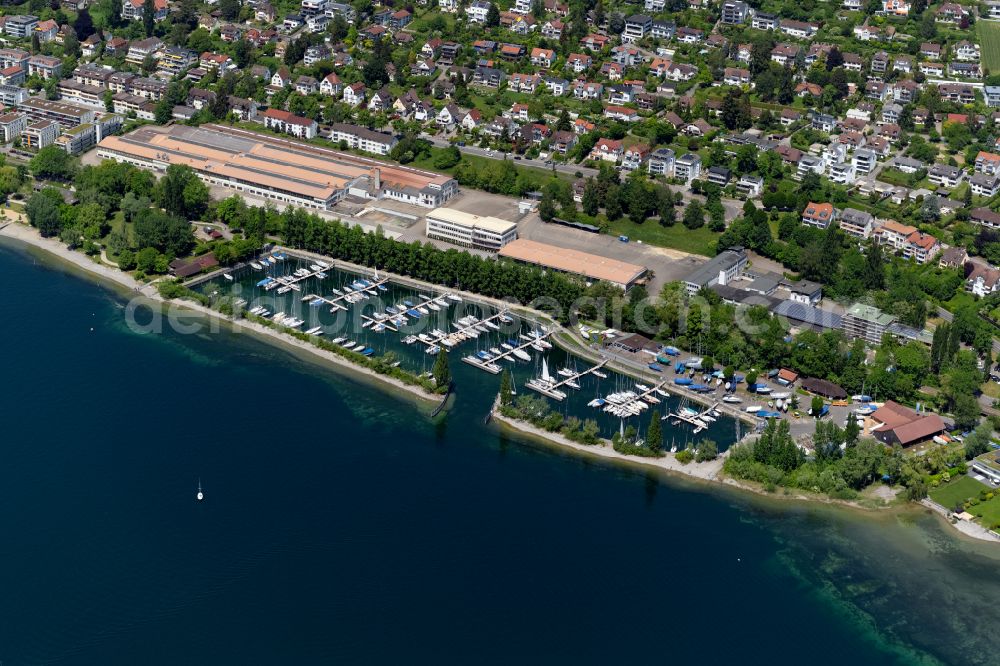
[95,124,458,210]
[498,238,647,290]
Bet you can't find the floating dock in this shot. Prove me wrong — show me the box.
[664,400,721,434]
[301,277,391,313]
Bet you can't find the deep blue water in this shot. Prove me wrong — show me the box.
[2,240,999,665]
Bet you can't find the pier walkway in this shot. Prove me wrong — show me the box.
[300,277,391,313]
[548,360,608,392]
[665,401,721,434]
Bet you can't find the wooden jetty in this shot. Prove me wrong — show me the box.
[525,358,609,401]
[664,400,721,434]
[301,277,391,313]
[424,310,513,351]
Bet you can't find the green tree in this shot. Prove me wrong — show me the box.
[486,2,500,26]
[142,0,156,37]
[696,439,718,462]
[683,200,704,229]
[29,146,77,180]
[74,7,95,39]
[963,421,993,459]
[810,395,824,417]
[156,164,208,219]
[647,416,662,453]
[538,196,557,221]
[581,178,599,216]
[433,348,451,387]
[26,190,62,237]
[499,368,512,405]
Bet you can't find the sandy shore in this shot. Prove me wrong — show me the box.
[0,221,440,406]
[491,407,725,481]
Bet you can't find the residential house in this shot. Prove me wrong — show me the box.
[27,55,61,79]
[261,108,318,138]
[972,207,1000,229]
[967,263,1000,297]
[590,138,624,162]
[621,14,652,43]
[674,153,701,181]
[328,123,398,155]
[720,0,749,24]
[566,53,592,73]
[723,67,751,85]
[839,208,874,238]
[622,144,650,171]
[367,88,393,112]
[976,151,1000,175]
[802,202,836,229]
[737,174,764,198]
[780,19,817,38]
[530,47,555,68]
[537,128,571,154]
[770,43,800,66]
[33,18,57,43]
[436,103,461,127]
[648,147,675,177]
[904,231,940,264]
[971,173,1000,197]
[751,12,778,30]
[121,0,166,21]
[928,163,964,188]
[938,83,975,103]
[920,42,941,59]
[343,82,365,106]
[603,105,638,122]
[938,246,968,269]
[954,40,980,61]
[320,72,343,96]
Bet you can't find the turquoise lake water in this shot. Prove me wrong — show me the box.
[2,240,1000,664]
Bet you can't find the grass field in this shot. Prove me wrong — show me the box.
[978,22,1000,72]
[604,218,718,256]
[930,475,989,510]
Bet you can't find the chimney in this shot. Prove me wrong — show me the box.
[371,167,380,192]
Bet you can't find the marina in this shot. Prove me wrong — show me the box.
[525,358,609,400]
[462,329,551,375]
[193,251,743,451]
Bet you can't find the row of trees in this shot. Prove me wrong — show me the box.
[276,206,590,316]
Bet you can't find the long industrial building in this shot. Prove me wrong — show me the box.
[498,238,647,290]
[95,124,458,210]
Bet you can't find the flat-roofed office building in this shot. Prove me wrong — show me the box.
[425,207,517,251]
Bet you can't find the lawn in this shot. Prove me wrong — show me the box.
[603,218,718,256]
[978,21,1000,72]
[930,475,989,510]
